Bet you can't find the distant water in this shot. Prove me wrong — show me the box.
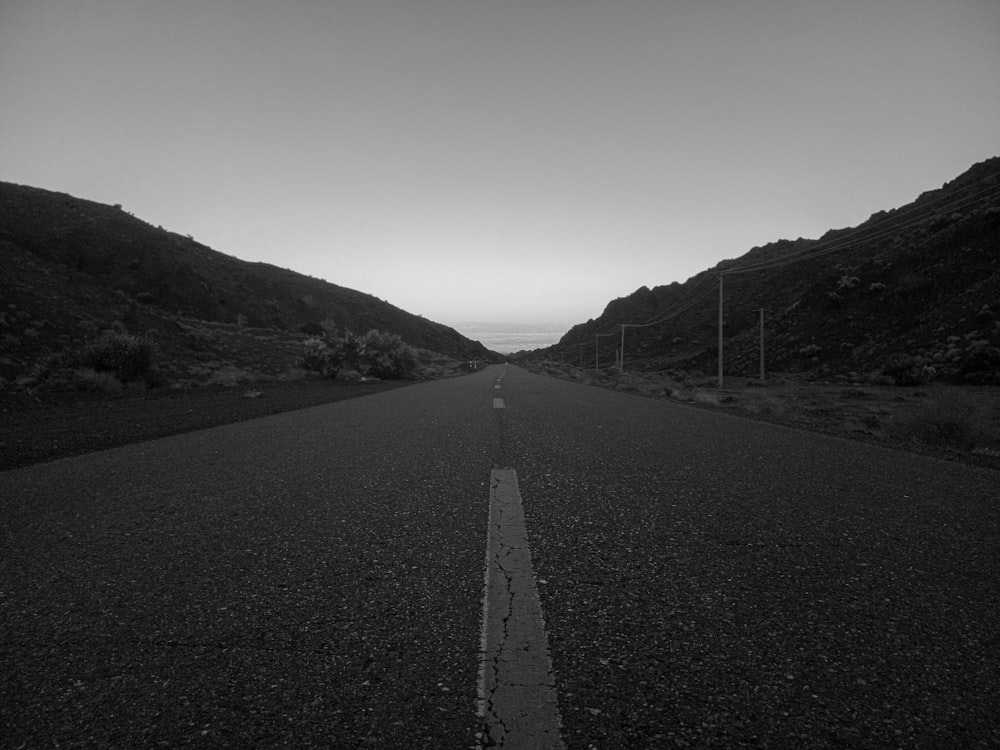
[452,323,568,355]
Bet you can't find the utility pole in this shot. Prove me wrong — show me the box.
[594,334,599,372]
[717,273,724,388]
[619,325,626,371]
[759,307,765,383]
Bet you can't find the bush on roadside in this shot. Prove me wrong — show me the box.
[299,327,416,380]
[76,331,157,383]
[338,368,364,383]
[358,329,416,380]
[878,352,934,386]
[25,330,159,390]
[300,336,341,378]
[70,367,124,393]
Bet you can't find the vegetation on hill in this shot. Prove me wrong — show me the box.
[300,326,417,381]
[546,157,1000,385]
[0,182,499,389]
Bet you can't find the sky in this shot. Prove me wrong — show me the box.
[1,1,998,332]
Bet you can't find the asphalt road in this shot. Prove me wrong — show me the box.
[1,364,997,748]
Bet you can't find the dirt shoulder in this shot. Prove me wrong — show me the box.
[521,362,1000,472]
[0,379,412,472]
[4,369,999,473]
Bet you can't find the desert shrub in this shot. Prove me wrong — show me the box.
[358,329,416,379]
[300,336,340,377]
[879,353,933,386]
[71,367,124,393]
[25,331,157,389]
[837,274,860,290]
[299,327,415,380]
[77,331,156,383]
[413,362,452,380]
[338,330,363,372]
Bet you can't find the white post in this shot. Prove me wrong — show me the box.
[759,307,765,383]
[717,273,724,388]
[619,325,626,371]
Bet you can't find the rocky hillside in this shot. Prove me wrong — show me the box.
[0,182,499,384]
[552,157,1000,385]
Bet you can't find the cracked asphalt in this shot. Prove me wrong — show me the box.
[479,468,563,749]
[2,364,998,748]
[502,366,999,748]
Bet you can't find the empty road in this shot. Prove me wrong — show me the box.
[2,365,997,748]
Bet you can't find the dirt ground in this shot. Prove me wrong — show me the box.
[524,362,1000,472]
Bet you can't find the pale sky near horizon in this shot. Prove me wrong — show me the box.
[2,1,998,331]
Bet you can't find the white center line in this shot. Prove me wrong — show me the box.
[493,397,505,409]
[477,469,564,749]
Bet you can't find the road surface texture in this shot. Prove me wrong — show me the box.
[1,364,997,748]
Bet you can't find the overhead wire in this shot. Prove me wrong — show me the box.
[623,178,1000,327]
[572,173,1000,357]
[722,180,1000,275]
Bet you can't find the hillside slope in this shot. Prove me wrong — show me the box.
[0,182,499,383]
[554,157,1000,384]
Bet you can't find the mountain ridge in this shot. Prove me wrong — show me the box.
[549,156,1000,384]
[0,181,499,384]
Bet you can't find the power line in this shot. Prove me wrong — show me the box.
[624,180,1000,331]
[567,172,1000,375]
[722,181,1000,276]
[614,179,1000,339]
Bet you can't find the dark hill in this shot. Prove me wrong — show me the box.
[551,157,1000,385]
[0,182,499,384]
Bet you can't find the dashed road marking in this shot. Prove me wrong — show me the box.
[477,469,564,749]
[493,398,505,409]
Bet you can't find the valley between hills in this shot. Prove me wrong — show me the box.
[2,157,999,469]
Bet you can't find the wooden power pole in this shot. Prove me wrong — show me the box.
[759,307,765,382]
[717,273,724,388]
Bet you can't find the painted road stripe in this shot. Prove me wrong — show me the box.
[477,469,564,749]
[493,397,505,409]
